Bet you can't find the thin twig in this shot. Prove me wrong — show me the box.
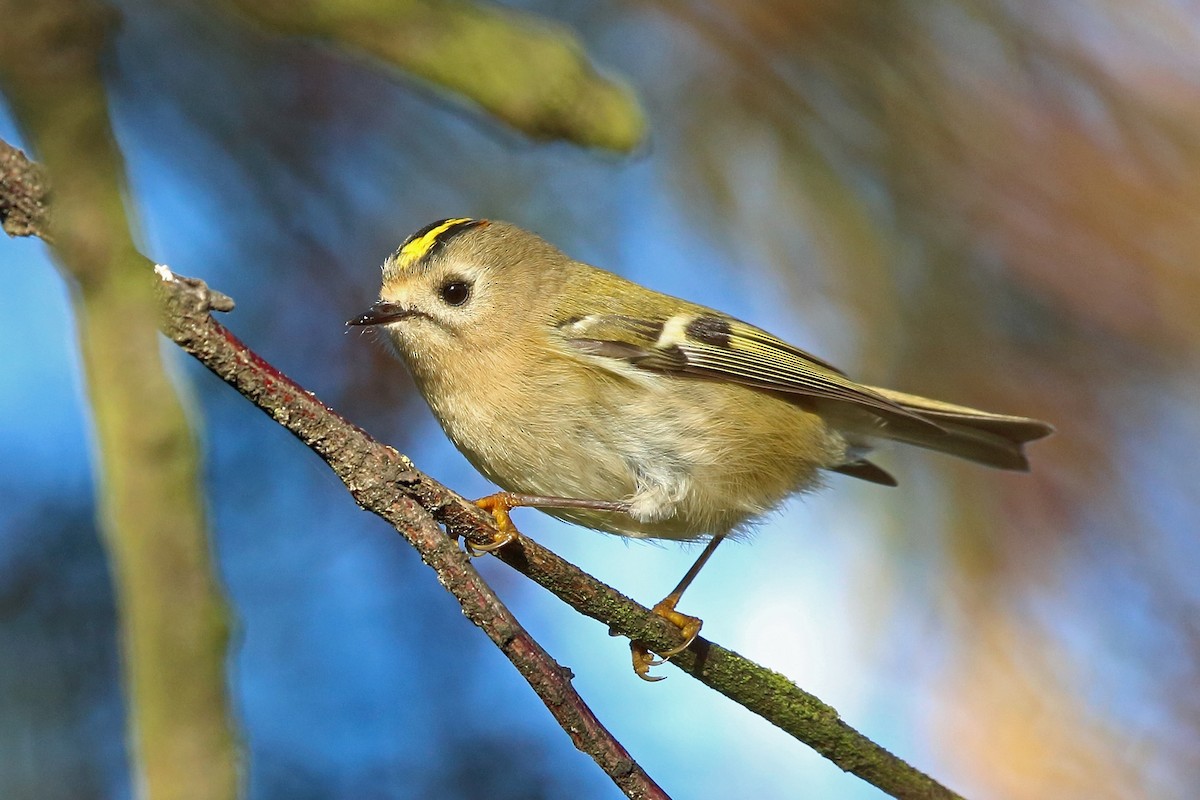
[158,266,671,800]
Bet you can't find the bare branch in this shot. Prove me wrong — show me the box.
[2,136,965,800]
[160,264,670,798]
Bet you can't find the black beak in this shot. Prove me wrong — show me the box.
[347,301,412,327]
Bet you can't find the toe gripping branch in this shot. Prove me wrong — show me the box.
[468,493,521,556]
[630,534,724,680]
[630,592,703,682]
[466,491,718,682]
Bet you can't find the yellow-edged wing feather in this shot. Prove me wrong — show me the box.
[559,311,940,430]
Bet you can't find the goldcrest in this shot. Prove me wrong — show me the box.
[349,218,1052,678]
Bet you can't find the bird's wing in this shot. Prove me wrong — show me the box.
[558,311,937,427]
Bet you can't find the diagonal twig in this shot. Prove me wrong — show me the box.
[160,264,671,800]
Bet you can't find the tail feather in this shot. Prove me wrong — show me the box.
[864,387,1054,472]
[830,459,898,486]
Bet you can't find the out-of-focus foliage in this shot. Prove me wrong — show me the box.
[653,1,1200,796]
[217,0,645,151]
[2,0,1198,798]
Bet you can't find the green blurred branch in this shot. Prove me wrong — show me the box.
[218,0,646,151]
[0,2,240,800]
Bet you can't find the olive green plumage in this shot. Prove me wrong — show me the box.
[351,218,1052,542]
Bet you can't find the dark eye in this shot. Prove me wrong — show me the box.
[439,280,471,306]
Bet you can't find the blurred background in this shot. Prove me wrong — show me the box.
[3,0,1199,797]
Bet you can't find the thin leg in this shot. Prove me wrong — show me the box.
[632,534,726,681]
[492,493,632,516]
[665,533,725,604]
[468,491,631,556]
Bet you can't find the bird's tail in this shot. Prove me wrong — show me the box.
[865,387,1054,471]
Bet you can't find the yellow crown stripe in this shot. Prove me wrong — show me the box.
[399,217,476,266]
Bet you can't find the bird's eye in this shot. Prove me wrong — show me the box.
[439,280,472,306]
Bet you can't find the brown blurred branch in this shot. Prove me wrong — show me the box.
[218,0,646,152]
[1,137,965,800]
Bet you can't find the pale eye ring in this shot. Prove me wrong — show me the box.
[439,279,472,306]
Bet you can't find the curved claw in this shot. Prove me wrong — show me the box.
[467,493,521,557]
[463,528,517,557]
[632,643,667,682]
[629,594,704,680]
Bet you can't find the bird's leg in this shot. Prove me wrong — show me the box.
[468,492,631,556]
[632,534,725,681]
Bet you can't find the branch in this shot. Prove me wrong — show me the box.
[0,3,240,798]
[159,264,669,800]
[2,137,965,800]
[0,141,50,237]
[217,0,645,152]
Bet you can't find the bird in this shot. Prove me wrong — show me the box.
[348,217,1053,679]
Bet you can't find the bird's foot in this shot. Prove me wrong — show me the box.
[631,592,702,682]
[467,493,521,556]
